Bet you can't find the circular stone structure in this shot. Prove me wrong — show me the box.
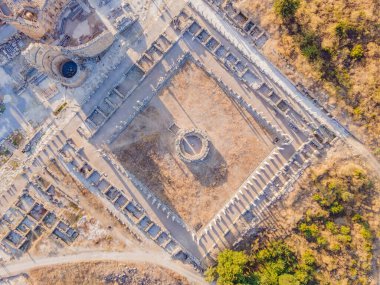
[61,60,78,78]
[175,129,210,163]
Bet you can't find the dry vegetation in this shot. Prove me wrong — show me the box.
[235,0,380,156]
[27,261,189,285]
[111,61,273,230]
[210,142,380,284]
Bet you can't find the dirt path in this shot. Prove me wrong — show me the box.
[0,249,206,284]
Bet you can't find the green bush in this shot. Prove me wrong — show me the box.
[326,221,339,234]
[299,32,320,61]
[298,223,319,241]
[340,225,351,235]
[329,202,344,215]
[279,274,300,285]
[316,236,328,248]
[274,0,300,20]
[301,251,316,267]
[337,234,352,245]
[350,44,364,60]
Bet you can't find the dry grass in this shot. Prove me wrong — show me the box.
[236,141,380,284]
[111,61,273,230]
[27,261,189,285]
[236,0,380,155]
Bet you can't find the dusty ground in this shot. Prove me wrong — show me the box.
[29,160,141,255]
[23,261,190,285]
[111,61,273,230]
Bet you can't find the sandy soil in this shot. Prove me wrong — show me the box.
[111,61,273,230]
[25,261,190,285]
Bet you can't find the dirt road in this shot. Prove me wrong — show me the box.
[0,249,207,284]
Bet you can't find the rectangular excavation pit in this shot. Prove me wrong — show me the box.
[197,29,210,43]
[116,65,145,95]
[188,21,201,35]
[15,194,35,212]
[114,195,128,208]
[215,45,228,59]
[98,100,115,117]
[233,12,248,27]
[104,186,120,201]
[107,91,123,106]
[257,83,272,96]
[244,20,255,32]
[125,202,143,219]
[235,61,246,73]
[16,217,36,233]
[87,110,106,127]
[137,216,151,230]
[137,55,154,72]
[242,69,260,86]
[97,179,110,192]
[42,212,57,228]
[250,26,262,38]
[165,240,177,254]
[88,171,101,184]
[147,224,161,238]
[156,35,172,51]
[28,204,47,221]
[269,92,281,103]
[205,37,219,51]
[156,231,170,245]
[146,46,163,62]
[255,33,269,48]
[5,230,24,246]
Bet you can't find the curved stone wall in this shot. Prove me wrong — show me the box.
[62,31,115,58]
[175,129,210,163]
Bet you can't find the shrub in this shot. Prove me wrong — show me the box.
[350,44,364,60]
[329,202,344,215]
[274,0,300,20]
[330,243,341,252]
[298,223,319,241]
[335,21,358,39]
[301,251,316,267]
[299,32,320,61]
[316,236,328,248]
[340,225,351,235]
[360,226,373,240]
[279,274,300,285]
[326,221,339,234]
[352,213,363,223]
[337,234,352,245]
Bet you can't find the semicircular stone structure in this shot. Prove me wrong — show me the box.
[23,43,87,88]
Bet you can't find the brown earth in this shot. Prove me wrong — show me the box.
[27,261,190,285]
[111,61,274,230]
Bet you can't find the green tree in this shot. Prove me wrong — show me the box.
[213,249,249,285]
[274,0,300,20]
